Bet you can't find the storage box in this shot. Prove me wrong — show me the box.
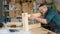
[9,10,15,18]
[22,2,34,14]
[9,10,21,18]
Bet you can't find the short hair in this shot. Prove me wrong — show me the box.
[39,3,46,7]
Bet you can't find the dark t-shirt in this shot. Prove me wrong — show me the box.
[44,7,60,26]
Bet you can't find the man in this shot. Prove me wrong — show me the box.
[29,3,60,34]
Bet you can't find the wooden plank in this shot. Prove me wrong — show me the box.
[28,13,41,17]
[5,22,22,27]
[5,22,41,29]
[22,13,29,32]
[6,22,41,29]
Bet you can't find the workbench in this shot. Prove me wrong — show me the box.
[0,27,56,34]
[0,22,56,34]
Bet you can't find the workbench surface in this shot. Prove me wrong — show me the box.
[0,22,56,34]
[0,27,56,34]
[31,27,56,34]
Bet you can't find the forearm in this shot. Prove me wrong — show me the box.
[35,18,47,24]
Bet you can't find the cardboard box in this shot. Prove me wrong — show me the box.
[22,2,29,13]
[22,2,34,13]
[9,10,15,18]
[9,10,20,18]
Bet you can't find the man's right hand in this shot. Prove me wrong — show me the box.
[28,14,36,20]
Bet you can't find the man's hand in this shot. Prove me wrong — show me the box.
[28,14,36,20]
[28,14,47,24]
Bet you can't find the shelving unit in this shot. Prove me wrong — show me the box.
[0,0,4,22]
[3,0,9,18]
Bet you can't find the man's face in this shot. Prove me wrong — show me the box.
[39,5,48,14]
